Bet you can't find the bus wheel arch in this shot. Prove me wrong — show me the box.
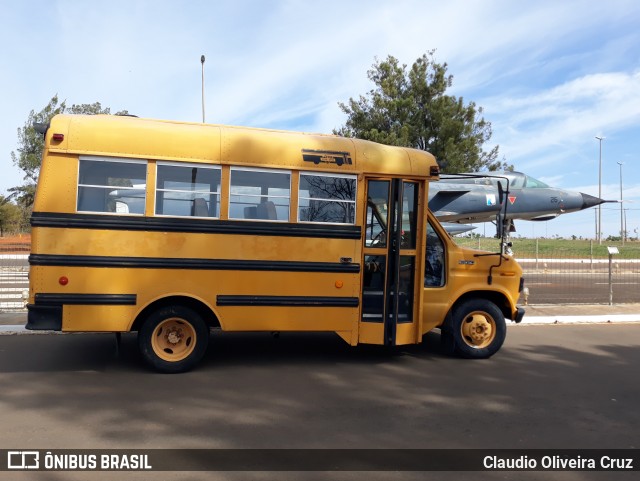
[131,295,221,332]
[441,294,507,359]
[133,296,219,373]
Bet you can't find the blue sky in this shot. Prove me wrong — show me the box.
[2,0,639,239]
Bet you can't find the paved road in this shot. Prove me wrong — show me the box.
[0,325,638,480]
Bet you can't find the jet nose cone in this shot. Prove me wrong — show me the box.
[580,193,605,210]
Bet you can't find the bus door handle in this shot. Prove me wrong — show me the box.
[340,257,352,264]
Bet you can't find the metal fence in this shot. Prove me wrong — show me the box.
[0,239,29,312]
[2,237,639,313]
[455,237,640,305]
[518,258,640,305]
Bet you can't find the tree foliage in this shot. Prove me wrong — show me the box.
[9,95,128,209]
[334,51,509,173]
[0,195,22,236]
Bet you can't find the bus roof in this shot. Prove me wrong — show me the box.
[45,114,439,179]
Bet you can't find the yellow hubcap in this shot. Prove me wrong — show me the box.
[151,318,196,362]
[461,311,496,349]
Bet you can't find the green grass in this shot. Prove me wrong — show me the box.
[453,237,640,259]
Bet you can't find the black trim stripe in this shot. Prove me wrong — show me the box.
[29,254,360,273]
[31,212,362,240]
[217,295,359,307]
[34,293,137,306]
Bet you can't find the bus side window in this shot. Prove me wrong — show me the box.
[229,168,290,221]
[156,163,221,218]
[298,173,357,224]
[425,221,445,287]
[77,157,146,215]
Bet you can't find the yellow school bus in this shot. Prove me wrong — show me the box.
[27,114,524,372]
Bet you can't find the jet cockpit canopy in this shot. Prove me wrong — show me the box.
[440,171,551,190]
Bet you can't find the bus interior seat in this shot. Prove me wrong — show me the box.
[244,206,258,219]
[256,201,277,220]
[115,201,130,214]
[192,198,209,217]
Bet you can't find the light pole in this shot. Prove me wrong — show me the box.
[617,161,624,245]
[595,136,604,244]
[201,55,206,123]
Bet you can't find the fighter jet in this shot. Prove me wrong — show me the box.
[429,171,607,238]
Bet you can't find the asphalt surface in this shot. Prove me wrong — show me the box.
[0,310,639,480]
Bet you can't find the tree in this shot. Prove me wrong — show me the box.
[334,51,509,173]
[9,95,128,210]
[0,195,22,236]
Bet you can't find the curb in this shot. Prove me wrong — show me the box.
[513,315,640,325]
[0,325,38,335]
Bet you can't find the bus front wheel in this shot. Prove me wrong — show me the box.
[445,299,506,359]
[138,305,209,373]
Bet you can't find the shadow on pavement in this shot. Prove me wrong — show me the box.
[0,326,638,456]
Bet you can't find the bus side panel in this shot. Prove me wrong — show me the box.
[29,227,362,335]
[61,305,356,333]
[30,265,360,331]
[64,305,138,331]
[31,228,359,266]
[358,322,384,345]
[422,247,521,334]
[33,154,79,214]
[213,306,357,332]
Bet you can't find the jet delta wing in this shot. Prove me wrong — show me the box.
[429,171,607,237]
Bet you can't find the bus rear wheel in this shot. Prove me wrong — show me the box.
[446,299,506,359]
[138,305,209,373]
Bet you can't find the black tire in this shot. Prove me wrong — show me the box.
[447,299,506,359]
[439,326,455,355]
[138,305,209,373]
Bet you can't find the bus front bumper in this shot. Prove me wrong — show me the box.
[26,304,62,331]
[514,307,525,324]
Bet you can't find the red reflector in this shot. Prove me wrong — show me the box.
[52,133,64,141]
[59,276,69,286]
